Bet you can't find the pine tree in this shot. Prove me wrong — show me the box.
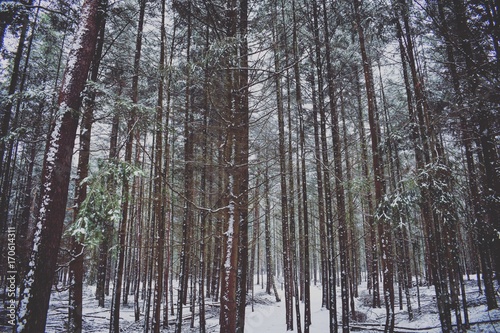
[16,0,103,331]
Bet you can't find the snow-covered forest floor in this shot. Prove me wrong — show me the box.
[4,276,498,332]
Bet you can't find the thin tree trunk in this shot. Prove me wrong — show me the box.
[308,58,329,310]
[197,24,211,333]
[279,3,302,331]
[272,3,293,328]
[353,1,394,331]
[0,0,33,182]
[152,0,167,331]
[319,0,350,327]
[353,64,377,303]
[96,108,119,307]
[110,0,146,331]
[341,92,358,319]
[290,0,310,329]
[0,0,35,235]
[176,8,193,331]
[236,1,249,330]
[295,61,311,333]
[264,161,281,303]
[162,14,175,327]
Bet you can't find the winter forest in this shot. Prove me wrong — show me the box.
[1,0,500,332]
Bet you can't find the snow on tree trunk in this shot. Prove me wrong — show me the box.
[16,1,102,332]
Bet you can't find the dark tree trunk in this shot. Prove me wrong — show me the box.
[452,0,500,288]
[176,8,193,331]
[353,0,395,331]
[291,0,310,329]
[272,2,293,328]
[15,1,102,331]
[110,0,146,331]
[236,1,249,330]
[393,1,452,330]
[68,6,106,331]
[220,2,249,332]
[0,0,34,234]
[354,64,377,304]
[320,0,350,328]
[152,0,167,331]
[308,59,329,310]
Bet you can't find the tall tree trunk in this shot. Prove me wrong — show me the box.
[197,24,211,333]
[451,0,500,287]
[297,104,312,333]
[16,1,102,331]
[279,3,302,331]
[152,0,167,331]
[319,0,350,328]
[393,1,452,330]
[353,1,395,331]
[272,2,293,328]
[341,92,358,318]
[264,162,279,302]
[110,0,146,331]
[162,15,176,326]
[96,107,120,307]
[236,1,249,330]
[0,0,34,234]
[308,59,329,310]
[353,64,377,305]
[291,0,310,329]
[68,7,106,331]
[176,8,193,331]
[220,1,249,331]
[143,133,157,331]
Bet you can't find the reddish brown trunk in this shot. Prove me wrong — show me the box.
[16,1,102,332]
[353,0,394,330]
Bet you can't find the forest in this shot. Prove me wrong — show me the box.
[0,0,499,332]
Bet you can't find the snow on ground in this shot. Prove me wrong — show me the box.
[3,276,499,332]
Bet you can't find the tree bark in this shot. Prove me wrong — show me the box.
[16,1,102,331]
[272,2,293,328]
[308,59,329,310]
[152,0,167,331]
[353,1,395,331]
[175,7,193,331]
[291,0,310,329]
[110,0,146,331]
[319,0,350,328]
[68,6,106,331]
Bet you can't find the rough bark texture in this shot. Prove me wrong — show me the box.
[16,0,102,331]
[68,7,106,331]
